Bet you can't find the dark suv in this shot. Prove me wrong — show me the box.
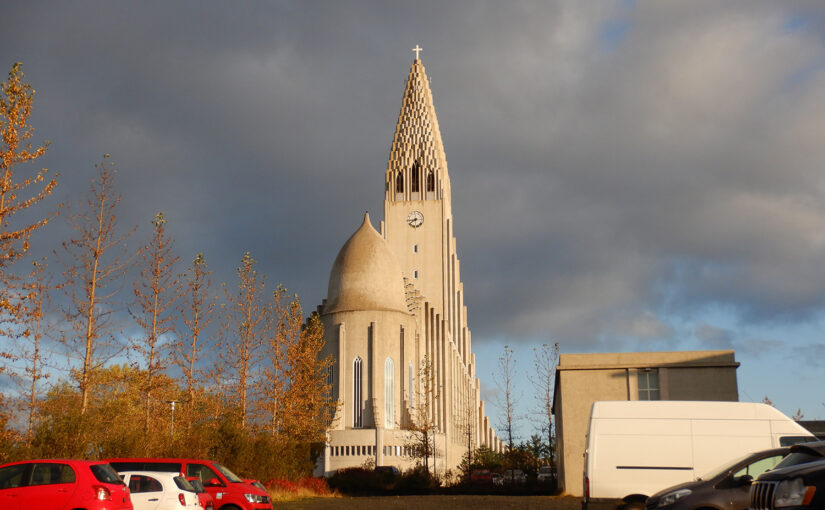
[749,441,825,509]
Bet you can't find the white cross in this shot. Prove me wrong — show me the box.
[412,45,422,60]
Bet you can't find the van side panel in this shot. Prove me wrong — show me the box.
[590,418,693,499]
[690,419,772,476]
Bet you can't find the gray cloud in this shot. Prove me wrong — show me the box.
[3,1,825,358]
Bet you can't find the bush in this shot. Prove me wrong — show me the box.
[394,465,439,493]
[327,467,388,494]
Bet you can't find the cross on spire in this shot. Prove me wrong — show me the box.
[412,45,422,60]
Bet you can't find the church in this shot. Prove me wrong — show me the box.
[315,52,501,477]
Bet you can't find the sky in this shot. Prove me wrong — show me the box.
[2,1,825,440]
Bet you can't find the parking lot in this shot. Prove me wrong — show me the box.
[279,495,582,510]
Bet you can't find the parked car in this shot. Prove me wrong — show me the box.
[502,469,527,484]
[491,473,504,486]
[749,440,825,509]
[119,471,200,510]
[537,465,554,483]
[0,459,133,510]
[470,469,492,485]
[187,477,214,510]
[105,458,270,510]
[645,447,788,509]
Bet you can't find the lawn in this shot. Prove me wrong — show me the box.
[278,495,582,510]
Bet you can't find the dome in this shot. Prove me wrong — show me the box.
[325,213,408,314]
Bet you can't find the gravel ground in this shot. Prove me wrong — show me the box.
[279,495,582,510]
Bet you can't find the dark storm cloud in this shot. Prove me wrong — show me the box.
[4,1,825,353]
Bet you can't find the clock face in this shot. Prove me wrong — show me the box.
[406,210,424,228]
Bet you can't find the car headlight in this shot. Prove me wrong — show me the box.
[244,493,264,503]
[775,477,816,507]
[658,488,692,507]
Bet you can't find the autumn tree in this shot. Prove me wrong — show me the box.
[174,253,215,411]
[494,345,520,459]
[529,342,559,462]
[406,354,440,475]
[262,289,334,441]
[0,62,57,386]
[16,258,55,445]
[132,212,179,439]
[60,156,134,415]
[0,63,57,277]
[220,252,268,429]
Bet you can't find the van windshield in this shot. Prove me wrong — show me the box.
[213,463,243,483]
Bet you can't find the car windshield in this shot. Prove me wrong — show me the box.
[90,464,124,485]
[775,452,821,470]
[698,452,754,481]
[213,463,243,483]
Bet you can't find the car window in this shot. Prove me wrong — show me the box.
[732,455,783,479]
[188,478,206,493]
[173,476,195,492]
[775,452,821,470]
[129,474,163,493]
[780,436,816,446]
[186,464,223,485]
[30,463,75,485]
[0,464,28,489]
[212,463,242,483]
[90,464,123,484]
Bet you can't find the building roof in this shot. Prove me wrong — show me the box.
[324,213,408,314]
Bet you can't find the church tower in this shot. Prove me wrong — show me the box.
[316,51,501,478]
[383,56,472,369]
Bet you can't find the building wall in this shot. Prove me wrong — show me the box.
[553,350,739,496]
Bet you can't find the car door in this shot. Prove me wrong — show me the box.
[127,473,164,510]
[185,462,227,502]
[0,463,28,510]
[728,454,785,510]
[19,462,77,510]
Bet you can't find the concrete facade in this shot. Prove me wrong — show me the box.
[315,57,501,478]
[552,350,740,496]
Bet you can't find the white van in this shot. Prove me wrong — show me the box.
[583,401,814,510]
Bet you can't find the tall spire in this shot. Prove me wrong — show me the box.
[385,56,450,199]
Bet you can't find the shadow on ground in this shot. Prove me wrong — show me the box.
[279,495,581,510]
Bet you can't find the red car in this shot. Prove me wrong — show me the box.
[105,458,270,510]
[0,459,133,510]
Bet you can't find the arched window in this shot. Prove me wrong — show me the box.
[411,161,420,192]
[353,357,363,428]
[426,170,435,192]
[395,172,404,193]
[385,357,395,429]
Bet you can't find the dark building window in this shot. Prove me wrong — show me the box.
[426,170,435,192]
[353,357,363,427]
[411,161,420,192]
[395,172,404,193]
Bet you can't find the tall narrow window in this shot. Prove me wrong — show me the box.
[638,369,660,401]
[395,172,404,193]
[426,170,435,192]
[411,161,420,192]
[353,357,363,427]
[409,362,414,408]
[385,357,395,429]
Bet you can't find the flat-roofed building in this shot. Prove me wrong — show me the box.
[552,350,740,496]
